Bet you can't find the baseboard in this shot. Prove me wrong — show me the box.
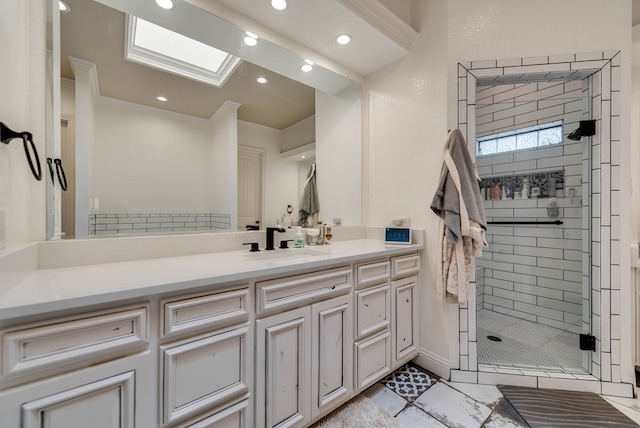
[413,348,451,380]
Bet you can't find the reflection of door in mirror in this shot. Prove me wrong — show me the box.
[238,146,263,230]
[61,118,76,239]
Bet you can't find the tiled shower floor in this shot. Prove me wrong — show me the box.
[477,309,584,370]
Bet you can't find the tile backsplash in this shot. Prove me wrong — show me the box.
[89,213,232,236]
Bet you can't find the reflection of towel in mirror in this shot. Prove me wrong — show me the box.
[430,129,488,304]
[298,164,319,226]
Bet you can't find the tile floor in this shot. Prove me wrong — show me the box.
[477,310,583,370]
[363,363,640,427]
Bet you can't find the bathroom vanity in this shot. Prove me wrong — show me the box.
[0,234,422,427]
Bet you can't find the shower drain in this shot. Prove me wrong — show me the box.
[487,335,502,342]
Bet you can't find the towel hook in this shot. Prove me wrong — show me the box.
[1,122,42,181]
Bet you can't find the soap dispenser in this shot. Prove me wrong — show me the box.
[294,227,305,248]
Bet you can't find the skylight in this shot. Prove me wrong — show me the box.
[125,16,241,87]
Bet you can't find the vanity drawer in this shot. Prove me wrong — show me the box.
[355,283,391,339]
[354,329,391,391]
[354,260,390,289]
[256,266,352,315]
[161,324,250,426]
[162,287,250,338]
[172,396,249,428]
[391,254,420,279]
[1,306,148,380]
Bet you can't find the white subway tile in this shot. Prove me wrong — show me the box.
[601,352,612,382]
[514,283,563,300]
[601,381,633,398]
[451,370,478,384]
[601,63,611,101]
[492,270,537,285]
[537,378,601,394]
[478,372,537,387]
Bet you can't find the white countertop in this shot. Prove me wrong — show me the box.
[0,239,422,321]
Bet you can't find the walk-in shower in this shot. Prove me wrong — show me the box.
[474,75,592,373]
[454,51,624,390]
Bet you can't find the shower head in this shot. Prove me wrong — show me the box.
[566,120,596,141]
[567,127,582,141]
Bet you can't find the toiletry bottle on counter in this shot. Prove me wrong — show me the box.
[294,227,305,248]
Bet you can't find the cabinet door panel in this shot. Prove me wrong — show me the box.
[22,371,134,428]
[256,306,310,428]
[355,284,390,339]
[162,325,249,426]
[311,295,353,418]
[354,330,391,391]
[392,276,419,366]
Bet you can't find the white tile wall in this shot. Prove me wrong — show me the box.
[90,213,232,236]
[457,52,625,391]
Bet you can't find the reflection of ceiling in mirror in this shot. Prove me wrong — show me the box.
[60,0,315,129]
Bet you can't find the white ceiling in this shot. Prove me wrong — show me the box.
[63,0,415,129]
[210,0,417,76]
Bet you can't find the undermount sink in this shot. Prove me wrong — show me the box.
[243,247,329,260]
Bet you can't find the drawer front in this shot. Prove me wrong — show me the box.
[391,254,420,279]
[162,287,250,338]
[354,330,391,391]
[256,266,352,315]
[161,325,250,426]
[354,260,390,289]
[355,284,390,339]
[2,307,148,380]
[21,371,135,428]
[173,397,249,428]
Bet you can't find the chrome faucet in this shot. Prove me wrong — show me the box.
[265,227,286,250]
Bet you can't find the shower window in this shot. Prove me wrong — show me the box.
[476,120,563,156]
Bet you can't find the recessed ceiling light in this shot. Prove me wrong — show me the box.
[156,96,168,102]
[300,59,313,72]
[271,0,287,11]
[59,1,71,12]
[244,31,258,46]
[256,76,268,84]
[155,0,174,10]
[301,155,306,159]
[336,34,351,45]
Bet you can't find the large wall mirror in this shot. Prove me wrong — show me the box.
[47,0,361,239]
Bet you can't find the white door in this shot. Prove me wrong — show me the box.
[237,146,263,230]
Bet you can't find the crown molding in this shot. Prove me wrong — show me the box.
[336,0,418,52]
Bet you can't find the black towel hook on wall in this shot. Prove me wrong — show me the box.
[47,157,68,191]
[1,122,42,181]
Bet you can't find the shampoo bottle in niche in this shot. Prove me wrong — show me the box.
[522,178,530,199]
[294,227,305,248]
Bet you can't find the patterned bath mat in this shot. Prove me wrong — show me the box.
[381,363,436,401]
[498,385,638,428]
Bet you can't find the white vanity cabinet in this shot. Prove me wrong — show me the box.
[0,306,152,428]
[254,268,353,428]
[159,286,252,428]
[0,241,422,428]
